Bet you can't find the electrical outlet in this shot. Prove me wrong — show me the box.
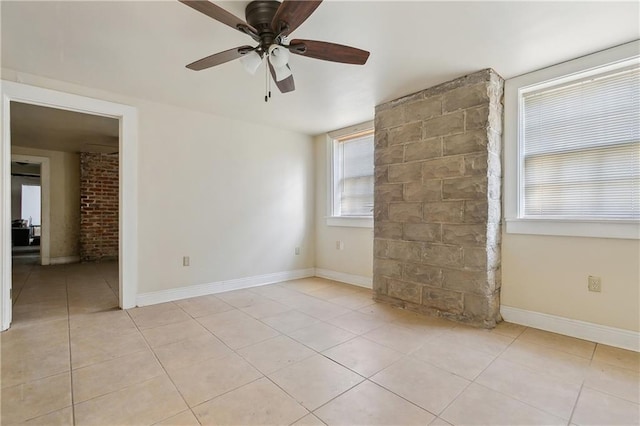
[183,256,190,267]
[295,247,300,255]
[336,241,344,250]
[588,275,601,292]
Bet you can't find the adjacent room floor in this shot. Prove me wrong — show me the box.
[2,263,638,425]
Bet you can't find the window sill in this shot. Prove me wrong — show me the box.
[326,216,373,228]
[505,218,640,239]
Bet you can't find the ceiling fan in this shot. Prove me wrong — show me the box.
[179,0,370,99]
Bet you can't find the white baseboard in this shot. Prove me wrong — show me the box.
[136,268,315,307]
[49,256,80,265]
[314,268,372,289]
[501,305,640,352]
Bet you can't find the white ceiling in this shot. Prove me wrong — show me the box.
[2,1,638,135]
[10,102,119,153]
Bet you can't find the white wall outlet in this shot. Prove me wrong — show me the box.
[588,275,601,292]
[336,241,344,250]
[295,247,300,255]
[183,256,190,267]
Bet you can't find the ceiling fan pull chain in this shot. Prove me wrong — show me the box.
[264,60,268,102]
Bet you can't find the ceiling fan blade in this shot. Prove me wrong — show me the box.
[271,0,322,36]
[268,62,296,93]
[288,39,370,65]
[179,0,256,34]
[186,46,254,71]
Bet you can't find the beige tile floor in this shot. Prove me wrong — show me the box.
[2,262,639,425]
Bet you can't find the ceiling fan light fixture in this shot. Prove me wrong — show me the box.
[240,50,263,75]
[268,44,290,68]
[272,63,293,82]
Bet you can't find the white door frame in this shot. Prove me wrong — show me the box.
[11,154,51,266]
[1,81,139,330]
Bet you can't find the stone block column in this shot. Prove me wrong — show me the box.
[373,69,503,327]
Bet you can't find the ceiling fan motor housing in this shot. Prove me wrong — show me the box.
[245,0,281,47]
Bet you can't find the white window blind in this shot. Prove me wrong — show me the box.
[335,133,374,216]
[521,66,640,219]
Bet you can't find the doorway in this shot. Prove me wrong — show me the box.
[1,81,139,330]
[11,159,43,265]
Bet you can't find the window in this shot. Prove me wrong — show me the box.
[333,133,374,216]
[522,66,639,219]
[505,41,640,239]
[327,122,374,227]
[21,184,41,226]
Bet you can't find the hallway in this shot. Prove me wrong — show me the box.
[10,262,119,323]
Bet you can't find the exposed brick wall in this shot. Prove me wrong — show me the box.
[373,69,504,328]
[80,153,118,262]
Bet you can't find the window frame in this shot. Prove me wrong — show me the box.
[504,41,640,239]
[326,121,374,228]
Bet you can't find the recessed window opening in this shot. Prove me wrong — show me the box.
[519,63,640,220]
[332,130,375,218]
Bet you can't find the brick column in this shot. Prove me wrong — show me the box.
[80,152,119,262]
[373,69,503,327]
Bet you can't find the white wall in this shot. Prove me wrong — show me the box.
[501,233,640,333]
[314,135,373,283]
[500,43,640,336]
[136,103,316,293]
[3,69,315,295]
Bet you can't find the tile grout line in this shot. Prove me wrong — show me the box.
[490,335,594,384]
[123,308,203,425]
[367,354,458,420]
[250,282,436,423]
[459,326,589,423]
[5,268,76,424]
[581,354,640,403]
[141,296,323,422]
[172,293,318,419]
[285,348,371,422]
[173,281,373,424]
[226,282,456,423]
[62,266,163,417]
[569,347,591,426]
[311,353,440,421]
[190,376,268,418]
[567,383,585,425]
[65,266,77,426]
[206,283,366,356]
[589,342,598,361]
[153,299,279,415]
[518,328,599,360]
[103,276,118,300]
[306,379,367,422]
[11,261,33,306]
[488,327,585,419]
[431,325,524,419]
